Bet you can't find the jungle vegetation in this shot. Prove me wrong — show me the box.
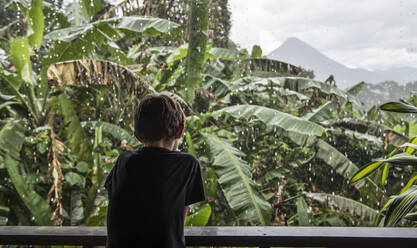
[0,0,416,229]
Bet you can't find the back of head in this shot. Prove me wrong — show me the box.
[134,94,185,143]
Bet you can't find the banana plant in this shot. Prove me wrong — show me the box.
[350,95,417,226]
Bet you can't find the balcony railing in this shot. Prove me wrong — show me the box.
[0,226,416,247]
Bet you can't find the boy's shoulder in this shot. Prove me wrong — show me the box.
[118,148,199,166]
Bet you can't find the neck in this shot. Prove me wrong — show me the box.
[145,138,178,151]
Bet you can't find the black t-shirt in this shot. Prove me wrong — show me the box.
[105,147,205,248]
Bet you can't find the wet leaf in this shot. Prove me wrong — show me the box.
[27,0,44,49]
[65,172,86,188]
[380,101,417,113]
[185,204,211,226]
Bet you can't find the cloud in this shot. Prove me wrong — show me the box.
[229,0,417,70]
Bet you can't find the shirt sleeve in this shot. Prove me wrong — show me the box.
[185,158,206,206]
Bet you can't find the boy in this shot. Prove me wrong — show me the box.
[105,94,205,248]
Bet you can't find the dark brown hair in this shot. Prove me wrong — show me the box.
[134,94,185,142]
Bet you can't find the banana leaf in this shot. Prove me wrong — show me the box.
[203,133,272,225]
[9,38,32,86]
[185,204,211,226]
[322,118,408,147]
[375,152,417,165]
[305,192,378,222]
[81,121,140,148]
[4,155,52,225]
[350,149,399,185]
[208,47,242,61]
[380,101,417,113]
[383,186,417,226]
[350,161,384,185]
[47,59,154,97]
[212,104,326,138]
[0,120,26,161]
[346,81,366,96]
[45,16,181,42]
[404,212,417,221]
[57,93,91,160]
[303,101,337,123]
[399,174,417,194]
[315,140,364,188]
[43,17,181,66]
[402,138,417,154]
[80,0,104,21]
[296,197,312,226]
[27,0,44,49]
[327,128,384,147]
[381,163,389,187]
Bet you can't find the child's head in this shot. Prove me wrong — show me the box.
[134,94,185,146]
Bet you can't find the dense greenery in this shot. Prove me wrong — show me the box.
[0,0,416,230]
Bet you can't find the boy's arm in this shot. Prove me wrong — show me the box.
[184,206,190,224]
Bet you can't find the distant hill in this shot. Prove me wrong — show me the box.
[268,37,417,89]
[357,81,417,109]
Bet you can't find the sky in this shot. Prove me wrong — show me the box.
[229,0,417,71]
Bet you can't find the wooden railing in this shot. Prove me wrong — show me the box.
[0,226,416,247]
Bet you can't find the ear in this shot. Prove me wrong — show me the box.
[175,124,184,139]
[134,132,145,144]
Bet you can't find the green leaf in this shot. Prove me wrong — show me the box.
[201,75,233,99]
[399,174,417,194]
[381,163,389,187]
[208,47,241,61]
[322,118,408,148]
[4,155,52,225]
[251,45,262,58]
[346,81,366,96]
[0,120,26,161]
[184,0,208,102]
[44,17,181,64]
[185,204,211,226]
[76,161,91,173]
[257,168,286,185]
[296,197,311,226]
[349,161,384,185]
[84,127,106,223]
[45,16,181,42]
[81,121,140,148]
[376,152,417,165]
[380,101,417,113]
[203,133,272,225]
[0,68,22,92]
[186,131,197,157]
[212,104,327,138]
[116,16,181,37]
[305,192,378,222]
[402,142,417,152]
[27,0,44,49]
[404,212,417,221]
[57,93,90,160]
[384,186,417,226]
[80,0,104,21]
[303,101,336,123]
[315,140,363,187]
[9,38,32,85]
[404,137,417,154]
[65,172,86,188]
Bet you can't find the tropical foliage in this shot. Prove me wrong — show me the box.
[0,0,416,231]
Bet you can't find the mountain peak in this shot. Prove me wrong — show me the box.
[267,37,417,88]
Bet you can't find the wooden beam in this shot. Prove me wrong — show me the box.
[0,226,416,247]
